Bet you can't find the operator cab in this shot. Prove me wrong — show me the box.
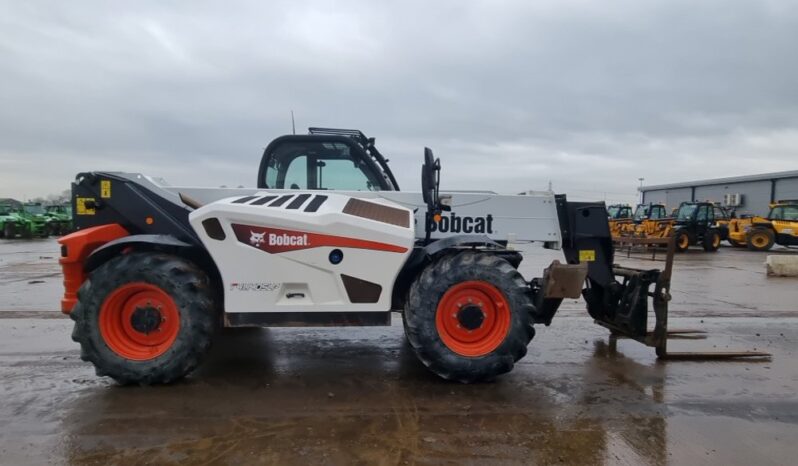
[257,128,400,191]
[633,203,667,222]
[675,202,730,226]
[768,201,798,221]
[606,204,632,220]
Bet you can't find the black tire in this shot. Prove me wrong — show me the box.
[70,252,218,385]
[3,223,14,238]
[403,251,535,383]
[702,229,721,252]
[746,228,775,252]
[674,230,690,253]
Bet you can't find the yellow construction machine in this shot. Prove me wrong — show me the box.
[727,200,798,251]
[607,204,633,237]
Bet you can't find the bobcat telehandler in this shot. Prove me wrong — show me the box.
[727,200,798,251]
[58,128,754,385]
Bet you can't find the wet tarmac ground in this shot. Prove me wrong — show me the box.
[1,239,797,465]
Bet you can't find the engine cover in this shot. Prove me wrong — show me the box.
[189,192,415,314]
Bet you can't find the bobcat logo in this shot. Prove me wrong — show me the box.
[249,230,265,247]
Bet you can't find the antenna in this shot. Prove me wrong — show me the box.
[290,110,296,135]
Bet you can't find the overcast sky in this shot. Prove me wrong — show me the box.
[1,0,797,204]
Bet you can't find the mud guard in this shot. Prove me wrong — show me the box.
[391,234,519,310]
[58,224,129,313]
[84,234,196,272]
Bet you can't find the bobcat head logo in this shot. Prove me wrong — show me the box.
[249,230,265,247]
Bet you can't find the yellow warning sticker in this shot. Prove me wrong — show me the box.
[76,197,96,215]
[100,180,111,198]
[579,250,596,262]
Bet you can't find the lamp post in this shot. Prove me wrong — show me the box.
[638,178,645,204]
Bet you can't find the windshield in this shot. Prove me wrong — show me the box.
[770,205,798,221]
[23,204,45,215]
[633,205,647,221]
[607,206,620,218]
[676,204,697,221]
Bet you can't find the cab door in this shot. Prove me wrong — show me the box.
[694,204,712,237]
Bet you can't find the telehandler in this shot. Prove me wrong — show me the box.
[727,200,798,251]
[607,204,633,237]
[58,128,760,385]
[610,203,669,238]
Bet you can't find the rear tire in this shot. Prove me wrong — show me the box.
[70,252,218,385]
[747,228,775,252]
[674,230,690,252]
[4,223,14,238]
[702,229,721,252]
[403,251,535,383]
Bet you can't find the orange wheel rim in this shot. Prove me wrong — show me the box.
[99,282,180,360]
[435,281,511,357]
[713,235,720,247]
[678,235,689,248]
[753,234,766,246]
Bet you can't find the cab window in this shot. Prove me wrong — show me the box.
[696,205,712,223]
[283,155,308,189]
[263,141,383,191]
[677,204,696,221]
[771,206,798,221]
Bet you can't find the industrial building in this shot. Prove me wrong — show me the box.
[640,170,798,216]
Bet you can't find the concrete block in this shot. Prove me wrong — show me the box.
[765,255,798,277]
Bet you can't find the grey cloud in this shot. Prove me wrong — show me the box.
[1,0,797,203]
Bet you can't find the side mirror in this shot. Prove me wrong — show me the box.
[421,148,444,244]
[421,147,436,207]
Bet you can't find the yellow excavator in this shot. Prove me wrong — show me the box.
[727,200,798,251]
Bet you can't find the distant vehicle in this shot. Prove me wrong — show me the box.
[20,203,50,238]
[727,200,798,251]
[607,204,634,237]
[609,203,669,238]
[45,204,73,236]
[669,202,728,252]
[0,202,48,238]
[0,203,24,238]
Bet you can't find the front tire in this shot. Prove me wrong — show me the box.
[70,252,218,384]
[674,229,690,252]
[4,223,15,238]
[403,251,535,383]
[747,228,775,251]
[702,229,721,252]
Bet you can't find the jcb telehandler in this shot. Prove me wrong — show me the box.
[56,128,734,385]
[607,204,633,237]
[727,200,798,251]
[666,202,731,252]
[611,203,668,238]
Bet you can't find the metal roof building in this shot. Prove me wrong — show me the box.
[640,170,798,217]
